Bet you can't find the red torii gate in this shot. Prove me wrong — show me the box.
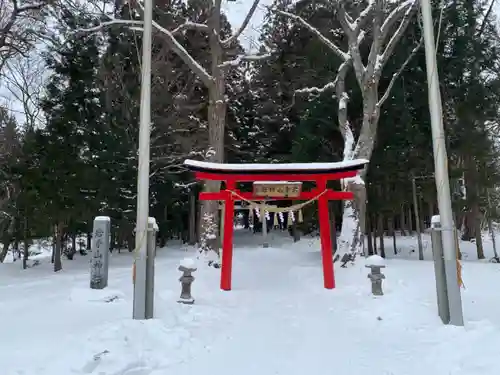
[184,159,368,291]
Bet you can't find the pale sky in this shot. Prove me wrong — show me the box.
[223,0,274,51]
[2,0,499,125]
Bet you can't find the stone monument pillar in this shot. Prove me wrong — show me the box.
[90,216,111,289]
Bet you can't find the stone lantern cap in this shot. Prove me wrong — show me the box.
[178,258,197,272]
[365,255,386,268]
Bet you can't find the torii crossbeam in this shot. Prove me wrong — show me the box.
[184,159,368,291]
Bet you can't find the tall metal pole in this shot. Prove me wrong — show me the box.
[411,176,424,260]
[133,0,153,320]
[420,0,464,326]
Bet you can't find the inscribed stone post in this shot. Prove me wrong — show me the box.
[90,216,111,289]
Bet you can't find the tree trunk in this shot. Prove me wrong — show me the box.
[188,190,197,245]
[127,233,134,252]
[419,199,426,234]
[53,223,63,272]
[0,218,15,263]
[408,206,413,234]
[463,154,484,258]
[377,213,385,258]
[428,201,434,221]
[67,234,76,260]
[22,216,29,269]
[0,237,11,263]
[199,2,226,260]
[110,230,115,252]
[388,215,397,255]
[366,215,374,255]
[13,220,19,260]
[400,204,407,235]
[472,200,484,259]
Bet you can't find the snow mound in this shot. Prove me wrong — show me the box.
[70,319,202,375]
[431,215,441,224]
[366,254,385,266]
[94,216,111,221]
[148,217,159,231]
[69,287,125,303]
[180,257,196,268]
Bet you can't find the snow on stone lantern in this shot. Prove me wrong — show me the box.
[365,255,386,296]
[178,258,197,304]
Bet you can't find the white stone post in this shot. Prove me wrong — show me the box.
[90,216,111,289]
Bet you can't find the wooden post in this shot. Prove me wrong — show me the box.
[317,180,335,289]
[219,200,225,248]
[220,181,235,291]
[261,201,269,248]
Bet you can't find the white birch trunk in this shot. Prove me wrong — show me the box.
[279,0,420,263]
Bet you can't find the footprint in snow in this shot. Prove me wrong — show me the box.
[80,350,110,373]
[111,361,152,375]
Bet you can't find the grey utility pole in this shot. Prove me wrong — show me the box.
[133,0,153,320]
[420,0,464,326]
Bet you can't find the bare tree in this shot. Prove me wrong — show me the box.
[82,0,268,261]
[2,52,45,128]
[0,103,20,263]
[0,0,52,72]
[278,0,422,258]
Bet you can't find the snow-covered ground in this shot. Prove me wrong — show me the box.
[1,229,500,375]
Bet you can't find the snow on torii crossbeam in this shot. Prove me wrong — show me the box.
[184,159,369,291]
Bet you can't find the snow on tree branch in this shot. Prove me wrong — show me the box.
[150,20,214,87]
[171,20,209,35]
[76,19,143,34]
[276,9,349,61]
[74,14,215,87]
[0,0,52,72]
[353,0,377,32]
[336,5,365,86]
[380,0,416,41]
[78,0,269,89]
[293,29,366,97]
[295,80,338,95]
[378,0,419,72]
[219,53,271,69]
[377,34,423,108]
[221,0,261,47]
